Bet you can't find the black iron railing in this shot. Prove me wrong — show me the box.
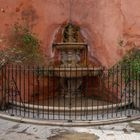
[0,64,139,121]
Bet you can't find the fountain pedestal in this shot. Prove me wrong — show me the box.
[60,78,82,97]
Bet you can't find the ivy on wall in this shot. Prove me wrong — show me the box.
[0,23,45,67]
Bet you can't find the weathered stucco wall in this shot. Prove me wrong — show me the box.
[0,0,140,68]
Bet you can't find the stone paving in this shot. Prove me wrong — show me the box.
[0,118,140,140]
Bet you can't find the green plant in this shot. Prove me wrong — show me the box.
[14,23,39,48]
[108,48,140,88]
[4,23,45,65]
[120,48,140,83]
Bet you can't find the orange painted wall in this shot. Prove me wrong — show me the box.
[0,0,140,68]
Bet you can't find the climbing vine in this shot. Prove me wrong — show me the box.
[0,23,45,68]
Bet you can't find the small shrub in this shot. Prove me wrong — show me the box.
[1,23,45,66]
[120,48,140,83]
[108,48,140,86]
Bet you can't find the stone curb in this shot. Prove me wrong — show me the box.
[10,100,129,112]
[0,112,140,127]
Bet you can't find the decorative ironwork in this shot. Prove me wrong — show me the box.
[0,64,139,122]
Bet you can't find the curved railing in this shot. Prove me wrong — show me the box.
[0,64,139,123]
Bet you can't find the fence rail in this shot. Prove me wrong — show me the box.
[0,64,140,121]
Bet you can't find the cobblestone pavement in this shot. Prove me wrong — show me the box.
[0,118,140,140]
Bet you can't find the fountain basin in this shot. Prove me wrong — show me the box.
[50,67,103,78]
[53,43,87,50]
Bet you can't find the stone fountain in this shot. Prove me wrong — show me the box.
[52,23,101,97]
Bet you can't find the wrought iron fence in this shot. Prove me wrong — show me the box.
[0,64,140,121]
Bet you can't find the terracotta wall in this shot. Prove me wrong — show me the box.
[0,0,140,68]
